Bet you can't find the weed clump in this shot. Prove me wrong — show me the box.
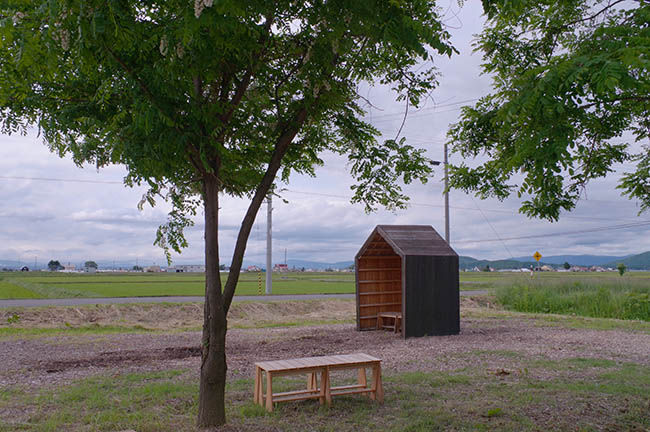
[494,278,650,321]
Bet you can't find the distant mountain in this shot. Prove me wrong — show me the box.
[459,256,540,271]
[286,259,354,270]
[511,254,628,266]
[0,259,24,270]
[3,252,648,272]
[603,251,650,270]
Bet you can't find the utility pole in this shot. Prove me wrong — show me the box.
[431,143,450,245]
[443,142,450,244]
[266,195,272,294]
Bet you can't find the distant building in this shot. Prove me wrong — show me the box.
[145,265,162,272]
[273,263,289,272]
[173,264,205,273]
[570,266,588,272]
[84,266,97,273]
[246,265,261,272]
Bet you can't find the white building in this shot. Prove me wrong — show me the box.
[173,264,206,273]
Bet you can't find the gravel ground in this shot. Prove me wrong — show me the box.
[1,314,648,391]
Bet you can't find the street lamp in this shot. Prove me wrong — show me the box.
[430,142,450,244]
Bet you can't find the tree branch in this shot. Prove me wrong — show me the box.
[104,45,186,136]
[217,15,274,131]
[222,106,310,313]
[581,95,650,110]
[565,0,627,28]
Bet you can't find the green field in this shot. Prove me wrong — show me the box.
[0,281,42,299]
[0,271,355,298]
[2,270,650,302]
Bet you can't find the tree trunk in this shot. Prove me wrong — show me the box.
[195,106,311,427]
[197,174,228,427]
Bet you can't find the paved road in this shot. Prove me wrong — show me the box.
[0,291,486,308]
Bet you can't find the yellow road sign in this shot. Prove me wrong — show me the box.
[533,251,542,262]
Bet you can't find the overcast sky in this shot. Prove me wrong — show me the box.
[2,4,649,268]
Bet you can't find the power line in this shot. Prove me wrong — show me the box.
[2,176,647,225]
[368,106,468,126]
[0,175,123,185]
[364,98,480,121]
[470,195,514,259]
[281,188,645,223]
[453,221,650,244]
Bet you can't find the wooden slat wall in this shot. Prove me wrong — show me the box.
[356,236,403,330]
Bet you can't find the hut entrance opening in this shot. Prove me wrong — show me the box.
[356,233,402,331]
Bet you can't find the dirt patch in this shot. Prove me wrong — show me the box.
[1,310,648,391]
[40,346,202,373]
[0,299,355,330]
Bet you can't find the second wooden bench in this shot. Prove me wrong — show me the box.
[254,353,383,412]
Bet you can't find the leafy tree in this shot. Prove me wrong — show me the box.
[563,262,571,270]
[132,265,143,271]
[47,260,62,271]
[0,1,454,426]
[448,1,650,220]
[617,262,627,276]
[84,261,98,269]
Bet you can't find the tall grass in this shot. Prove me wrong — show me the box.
[494,277,650,321]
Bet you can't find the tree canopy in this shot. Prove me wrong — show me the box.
[448,0,650,220]
[47,260,62,271]
[1,0,455,426]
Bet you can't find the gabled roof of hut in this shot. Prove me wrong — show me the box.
[356,225,457,258]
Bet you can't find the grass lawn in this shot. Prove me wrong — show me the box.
[1,298,649,431]
[2,355,648,431]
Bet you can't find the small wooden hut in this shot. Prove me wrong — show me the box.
[355,225,459,338]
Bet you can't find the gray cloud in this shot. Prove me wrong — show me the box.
[1,4,649,267]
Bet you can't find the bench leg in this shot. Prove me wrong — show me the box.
[322,368,332,405]
[372,363,384,403]
[358,368,368,396]
[254,367,262,405]
[308,372,318,392]
[318,369,325,405]
[265,371,274,412]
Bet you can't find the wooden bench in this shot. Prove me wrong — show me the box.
[377,311,402,333]
[254,353,383,412]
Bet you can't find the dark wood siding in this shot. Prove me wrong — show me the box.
[404,255,459,337]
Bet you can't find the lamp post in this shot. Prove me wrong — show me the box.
[430,142,450,244]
